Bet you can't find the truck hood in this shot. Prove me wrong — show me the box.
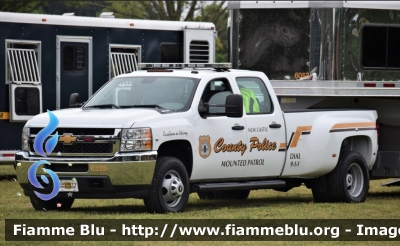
[27,108,161,129]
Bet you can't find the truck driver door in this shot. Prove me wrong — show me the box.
[233,76,286,178]
[192,77,248,181]
[56,36,92,109]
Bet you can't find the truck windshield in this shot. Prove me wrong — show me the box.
[84,76,199,112]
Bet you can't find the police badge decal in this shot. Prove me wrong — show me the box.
[198,135,211,159]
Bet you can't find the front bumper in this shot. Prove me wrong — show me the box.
[0,150,18,165]
[15,151,157,199]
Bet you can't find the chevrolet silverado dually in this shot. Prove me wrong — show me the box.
[15,63,378,213]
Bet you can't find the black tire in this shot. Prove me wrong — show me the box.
[197,191,215,200]
[29,196,74,211]
[311,175,333,203]
[144,156,189,213]
[329,151,369,203]
[213,190,250,200]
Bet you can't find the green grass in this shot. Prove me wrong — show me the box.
[1,165,400,245]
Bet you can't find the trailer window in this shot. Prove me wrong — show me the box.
[235,77,273,114]
[6,42,41,84]
[189,40,209,63]
[14,87,40,115]
[237,9,310,79]
[63,45,86,72]
[362,25,400,69]
[109,45,141,79]
[160,43,183,63]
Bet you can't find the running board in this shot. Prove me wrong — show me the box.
[381,179,400,186]
[194,180,286,192]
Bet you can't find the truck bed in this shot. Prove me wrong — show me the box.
[271,80,400,97]
[282,108,375,113]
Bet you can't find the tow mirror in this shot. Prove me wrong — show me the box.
[198,100,208,114]
[198,94,243,118]
[69,93,81,108]
[225,94,243,118]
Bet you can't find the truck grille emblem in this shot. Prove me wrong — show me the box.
[59,133,77,145]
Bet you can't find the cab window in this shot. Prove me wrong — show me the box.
[235,77,273,114]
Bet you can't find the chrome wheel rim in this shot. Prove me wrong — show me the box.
[162,170,184,208]
[347,163,364,198]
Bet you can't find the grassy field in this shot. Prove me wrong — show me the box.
[1,165,400,245]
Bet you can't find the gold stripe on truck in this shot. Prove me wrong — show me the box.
[279,126,313,152]
[289,126,312,148]
[329,122,376,133]
[278,143,286,152]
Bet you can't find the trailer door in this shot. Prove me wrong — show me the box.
[56,36,92,109]
[6,40,42,122]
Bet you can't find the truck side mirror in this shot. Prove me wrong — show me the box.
[198,100,208,114]
[69,93,81,108]
[225,94,243,118]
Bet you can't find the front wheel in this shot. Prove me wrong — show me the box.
[329,151,369,203]
[144,157,189,213]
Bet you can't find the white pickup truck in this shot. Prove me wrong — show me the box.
[15,63,378,213]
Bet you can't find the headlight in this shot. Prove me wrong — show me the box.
[120,128,152,151]
[22,127,29,151]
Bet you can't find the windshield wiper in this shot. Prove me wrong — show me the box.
[85,104,121,109]
[120,105,167,110]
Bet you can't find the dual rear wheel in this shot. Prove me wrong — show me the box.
[312,151,369,203]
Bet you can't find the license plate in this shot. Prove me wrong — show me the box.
[59,179,79,192]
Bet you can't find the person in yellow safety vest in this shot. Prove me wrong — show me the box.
[239,87,260,113]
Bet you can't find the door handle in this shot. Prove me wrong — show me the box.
[269,123,281,128]
[232,125,245,130]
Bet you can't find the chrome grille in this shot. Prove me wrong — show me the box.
[29,142,113,154]
[28,127,118,156]
[30,128,115,135]
[53,143,113,153]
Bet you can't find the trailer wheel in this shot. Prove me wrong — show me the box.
[213,190,250,200]
[329,151,369,203]
[29,196,74,211]
[311,175,333,203]
[197,191,215,200]
[144,157,189,213]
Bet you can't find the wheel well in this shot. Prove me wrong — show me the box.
[340,136,372,164]
[157,140,193,177]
